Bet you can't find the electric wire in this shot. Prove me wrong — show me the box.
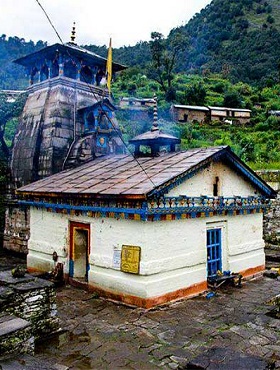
[35,0,64,45]
[34,0,157,188]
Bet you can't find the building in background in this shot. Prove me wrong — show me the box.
[171,104,251,125]
[4,35,126,253]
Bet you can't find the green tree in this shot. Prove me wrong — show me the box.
[148,30,189,101]
[183,82,207,105]
[223,90,243,108]
[0,92,26,159]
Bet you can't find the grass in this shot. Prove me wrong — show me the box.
[247,161,280,170]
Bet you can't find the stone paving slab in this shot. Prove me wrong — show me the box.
[1,272,280,369]
[186,347,268,369]
[0,270,34,286]
[7,276,277,369]
[0,315,30,336]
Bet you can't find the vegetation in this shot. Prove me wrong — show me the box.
[0,93,26,244]
[113,72,280,170]
[0,35,47,89]
[0,92,26,159]
[147,31,189,101]
[0,0,278,173]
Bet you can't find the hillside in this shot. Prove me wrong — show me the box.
[176,0,280,85]
[88,0,280,86]
[0,35,47,89]
[1,0,280,89]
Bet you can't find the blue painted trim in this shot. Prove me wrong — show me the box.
[18,200,148,220]
[18,196,269,221]
[207,228,222,277]
[69,259,74,277]
[147,204,267,215]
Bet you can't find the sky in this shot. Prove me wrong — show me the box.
[0,0,212,48]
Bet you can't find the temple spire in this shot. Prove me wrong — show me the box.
[129,94,181,157]
[70,22,76,44]
[151,94,159,132]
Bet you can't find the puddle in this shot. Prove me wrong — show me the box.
[35,329,92,354]
[35,330,70,352]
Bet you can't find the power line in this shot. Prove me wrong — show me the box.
[34,0,156,188]
[35,0,64,44]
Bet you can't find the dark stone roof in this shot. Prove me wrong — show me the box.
[14,43,126,72]
[16,146,276,199]
[129,129,181,147]
[78,98,117,113]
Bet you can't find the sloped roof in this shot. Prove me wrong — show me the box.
[208,106,252,113]
[14,43,126,72]
[129,129,181,146]
[78,98,117,114]
[172,105,209,112]
[17,146,276,199]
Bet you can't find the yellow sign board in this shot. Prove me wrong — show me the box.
[121,245,141,274]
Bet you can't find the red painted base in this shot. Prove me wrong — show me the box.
[28,264,265,309]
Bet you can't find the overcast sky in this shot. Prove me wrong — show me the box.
[0,0,212,47]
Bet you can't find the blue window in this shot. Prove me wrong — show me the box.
[207,228,222,277]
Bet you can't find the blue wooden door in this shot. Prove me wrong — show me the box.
[207,228,222,277]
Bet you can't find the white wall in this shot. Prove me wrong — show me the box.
[27,207,264,299]
[226,212,265,272]
[28,209,69,272]
[168,162,258,198]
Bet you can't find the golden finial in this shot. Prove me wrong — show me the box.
[70,22,76,44]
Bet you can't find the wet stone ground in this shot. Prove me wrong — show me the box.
[1,249,280,370]
[2,276,280,369]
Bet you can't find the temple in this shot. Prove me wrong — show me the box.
[129,97,180,157]
[4,31,126,253]
[3,31,277,308]
[11,38,126,185]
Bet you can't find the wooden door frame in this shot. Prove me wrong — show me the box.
[69,221,91,279]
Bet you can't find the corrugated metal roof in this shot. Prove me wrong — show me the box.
[208,106,251,112]
[17,147,227,197]
[173,105,209,111]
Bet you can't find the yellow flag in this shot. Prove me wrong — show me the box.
[106,38,112,94]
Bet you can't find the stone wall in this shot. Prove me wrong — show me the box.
[256,170,280,192]
[264,194,280,248]
[0,271,59,339]
[3,202,30,253]
[257,170,280,249]
[0,315,34,359]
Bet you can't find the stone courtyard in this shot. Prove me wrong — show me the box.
[1,253,280,369]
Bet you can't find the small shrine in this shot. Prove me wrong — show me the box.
[78,98,124,156]
[4,28,278,309]
[129,97,180,157]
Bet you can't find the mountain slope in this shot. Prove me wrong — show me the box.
[176,0,280,85]
[1,0,280,89]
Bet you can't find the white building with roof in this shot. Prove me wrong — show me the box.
[17,142,275,308]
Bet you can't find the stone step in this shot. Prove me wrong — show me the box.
[0,315,34,359]
[265,250,280,262]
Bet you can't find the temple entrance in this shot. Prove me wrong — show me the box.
[69,222,90,282]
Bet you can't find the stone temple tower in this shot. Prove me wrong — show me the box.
[4,33,126,253]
